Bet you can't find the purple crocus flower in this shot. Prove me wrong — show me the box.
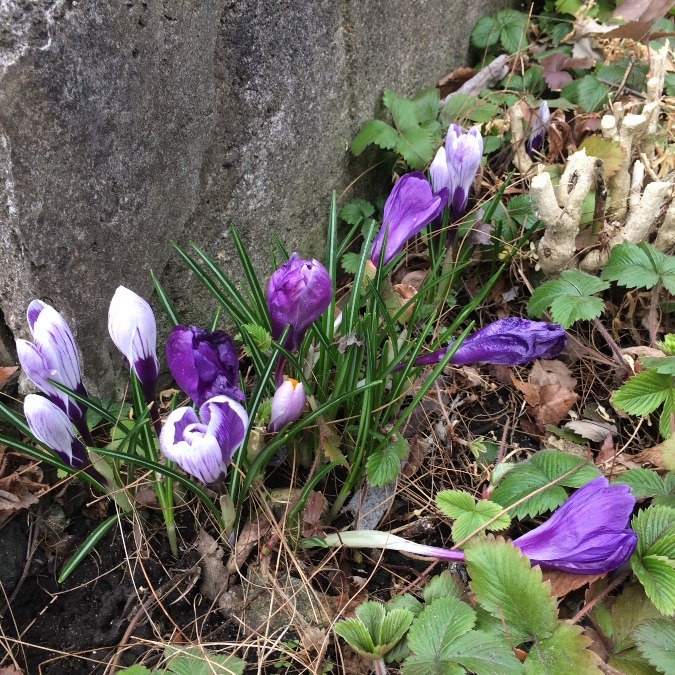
[24,394,89,469]
[526,101,550,159]
[403,318,567,370]
[16,300,90,437]
[269,378,306,432]
[324,476,637,575]
[268,253,333,352]
[370,173,448,266]
[108,286,159,403]
[430,125,483,220]
[166,325,244,407]
[159,395,248,484]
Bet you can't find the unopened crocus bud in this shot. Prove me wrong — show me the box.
[17,300,90,436]
[404,318,567,370]
[370,173,448,266]
[166,325,244,407]
[444,124,483,220]
[268,254,333,352]
[429,146,450,195]
[324,476,637,575]
[269,378,306,432]
[108,286,159,402]
[526,101,550,159]
[24,394,89,469]
[160,395,248,484]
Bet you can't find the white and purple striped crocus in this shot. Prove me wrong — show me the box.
[269,378,306,432]
[16,300,90,437]
[324,477,637,575]
[268,254,333,353]
[402,317,567,370]
[430,124,483,221]
[108,286,159,403]
[370,173,448,266]
[526,101,551,160]
[24,394,89,469]
[166,325,244,407]
[159,395,248,484]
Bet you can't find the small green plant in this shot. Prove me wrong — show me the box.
[117,646,246,675]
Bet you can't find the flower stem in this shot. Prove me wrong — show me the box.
[373,659,388,675]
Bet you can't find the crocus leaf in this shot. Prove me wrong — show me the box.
[633,618,675,674]
[524,622,601,674]
[466,540,558,644]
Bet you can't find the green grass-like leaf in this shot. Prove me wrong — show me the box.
[528,269,609,328]
[466,540,558,644]
[613,370,675,416]
[633,619,675,674]
[602,241,675,292]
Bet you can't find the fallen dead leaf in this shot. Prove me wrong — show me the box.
[196,528,224,601]
[614,0,675,22]
[584,626,610,664]
[303,491,328,538]
[0,447,47,527]
[399,269,428,291]
[565,419,617,442]
[596,434,618,467]
[632,442,671,470]
[530,360,577,390]
[0,366,18,387]
[511,374,579,428]
[543,570,604,598]
[438,66,476,98]
[226,518,272,575]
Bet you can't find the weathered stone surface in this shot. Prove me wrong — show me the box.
[0,0,508,393]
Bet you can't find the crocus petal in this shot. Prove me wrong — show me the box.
[108,286,160,400]
[160,395,248,484]
[268,254,333,352]
[429,147,450,195]
[24,394,88,468]
[269,378,306,432]
[526,101,551,159]
[443,125,483,220]
[370,173,448,265]
[166,325,244,407]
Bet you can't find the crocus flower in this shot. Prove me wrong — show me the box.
[401,318,567,370]
[159,395,248,484]
[430,125,483,220]
[108,286,159,403]
[269,378,306,432]
[16,300,89,433]
[526,101,550,160]
[24,394,89,469]
[324,476,637,575]
[370,173,448,266]
[268,253,333,352]
[166,325,244,407]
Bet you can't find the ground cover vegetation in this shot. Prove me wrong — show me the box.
[1,0,675,672]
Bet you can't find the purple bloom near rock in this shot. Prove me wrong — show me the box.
[269,378,306,432]
[268,253,333,352]
[160,395,249,484]
[108,286,160,403]
[513,476,637,573]
[430,125,483,220]
[16,300,89,430]
[325,476,637,575]
[526,101,550,159]
[370,172,448,266]
[408,318,567,369]
[24,394,89,469]
[166,325,244,407]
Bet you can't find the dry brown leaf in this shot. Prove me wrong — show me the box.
[399,269,428,291]
[543,570,604,598]
[0,667,24,675]
[0,366,18,386]
[613,0,675,23]
[226,517,272,574]
[196,528,224,601]
[536,385,579,426]
[303,491,328,538]
[596,434,618,467]
[632,443,670,470]
[530,360,577,390]
[565,420,617,442]
[584,626,610,664]
[604,21,675,42]
[438,66,476,98]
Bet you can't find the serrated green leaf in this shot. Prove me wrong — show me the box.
[240,323,271,351]
[524,622,600,674]
[366,435,408,487]
[453,502,511,544]
[396,124,436,170]
[446,630,524,675]
[613,370,675,417]
[602,242,675,293]
[391,593,425,617]
[633,618,675,674]
[163,647,246,675]
[117,667,152,675]
[467,540,558,643]
[437,490,476,519]
[471,16,500,49]
[614,469,667,499]
[609,584,661,653]
[341,252,362,274]
[579,136,625,179]
[334,618,377,655]
[528,270,609,328]
[499,11,528,54]
[490,450,600,519]
[379,608,415,651]
[340,198,375,226]
[556,0,582,14]
[357,600,387,639]
[423,570,463,605]
[402,655,464,675]
[640,356,675,375]
[351,120,399,156]
[414,87,441,125]
[577,75,610,113]
[633,506,675,556]
[632,556,675,617]
[405,597,476,663]
[609,648,661,675]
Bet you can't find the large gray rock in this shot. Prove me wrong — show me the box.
[0,0,508,395]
